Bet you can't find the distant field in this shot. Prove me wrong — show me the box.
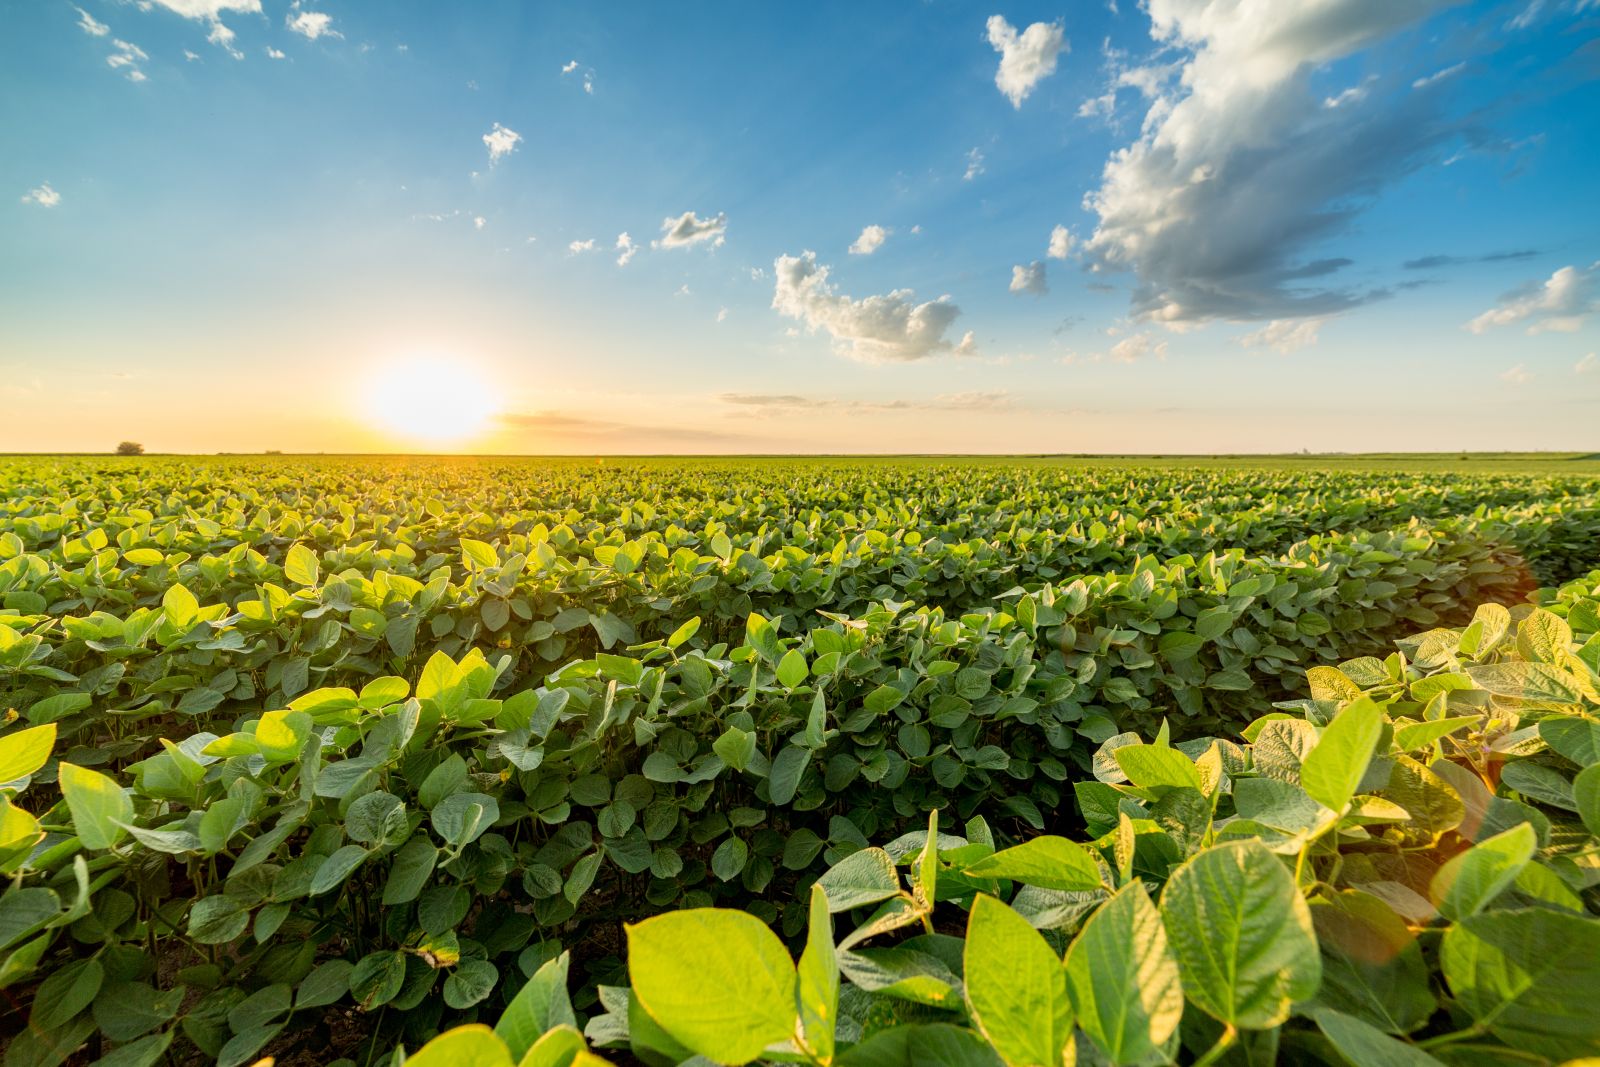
[2,452,1598,1065]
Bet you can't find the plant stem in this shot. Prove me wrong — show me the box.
[1192,1024,1238,1067]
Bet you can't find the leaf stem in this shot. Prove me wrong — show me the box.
[1191,1024,1238,1067]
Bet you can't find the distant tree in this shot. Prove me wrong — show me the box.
[116,441,145,456]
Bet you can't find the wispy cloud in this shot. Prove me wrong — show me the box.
[1500,363,1532,384]
[963,147,985,181]
[615,232,637,266]
[1576,352,1596,375]
[655,211,726,249]
[20,183,61,208]
[74,6,109,37]
[286,8,340,40]
[106,38,149,81]
[718,390,1014,414]
[568,238,597,255]
[1239,318,1325,354]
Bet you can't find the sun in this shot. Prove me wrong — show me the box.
[363,354,500,445]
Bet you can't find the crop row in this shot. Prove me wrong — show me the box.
[3,570,1597,1064]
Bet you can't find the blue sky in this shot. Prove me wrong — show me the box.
[2,0,1598,453]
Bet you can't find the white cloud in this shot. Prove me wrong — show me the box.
[583,72,594,94]
[1010,262,1048,295]
[1323,76,1376,108]
[75,6,109,36]
[716,307,729,323]
[655,210,726,249]
[145,0,259,15]
[482,123,522,165]
[963,147,986,181]
[1082,0,1458,324]
[265,45,285,58]
[569,239,597,255]
[206,20,242,58]
[1239,317,1324,353]
[849,225,889,256]
[1412,61,1465,89]
[986,15,1067,108]
[184,49,200,61]
[772,251,970,363]
[106,38,149,81]
[615,232,637,266]
[1576,352,1596,374]
[1500,363,1531,384]
[1047,225,1074,259]
[1467,263,1599,334]
[474,216,486,230]
[1109,333,1168,363]
[286,10,340,40]
[20,183,61,208]
[562,59,578,73]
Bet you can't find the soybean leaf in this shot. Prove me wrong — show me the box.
[1159,839,1320,1029]
[627,908,798,1065]
[963,893,1073,1067]
[962,837,1102,892]
[1299,697,1384,813]
[1065,881,1183,1064]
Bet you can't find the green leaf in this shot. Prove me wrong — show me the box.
[797,884,838,1064]
[1159,839,1320,1029]
[627,908,798,1065]
[495,951,576,1060]
[350,950,408,1011]
[430,792,499,847]
[1575,763,1600,837]
[443,958,499,1009]
[835,1023,1005,1067]
[815,848,901,912]
[713,727,757,773]
[162,583,199,627]
[1309,891,1436,1035]
[1113,744,1202,792]
[0,724,56,783]
[59,762,133,851]
[768,745,811,806]
[712,836,749,881]
[89,1031,174,1067]
[406,1024,513,1067]
[1299,696,1384,813]
[666,616,701,648]
[310,845,367,896]
[284,544,321,587]
[382,837,437,905]
[1066,881,1183,1064]
[1310,1007,1446,1067]
[962,836,1102,892]
[963,893,1073,1067]
[187,895,249,945]
[1442,908,1600,1061]
[777,649,809,689]
[1429,823,1535,921]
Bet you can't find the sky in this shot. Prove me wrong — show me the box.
[2,0,1598,454]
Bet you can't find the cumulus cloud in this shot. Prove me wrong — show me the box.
[615,232,637,266]
[562,59,578,73]
[655,210,727,249]
[772,251,973,362]
[265,45,285,58]
[849,225,889,255]
[1239,317,1324,353]
[1010,261,1048,295]
[1109,333,1168,363]
[1467,263,1599,334]
[1046,226,1077,261]
[568,239,597,254]
[75,6,109,36]
[986,15,1067,107]
[20,183,61,208]
[963,147,986,181]
[1081,0,1460,325]
[1500,363,1531,384]
[286,9,340,40]
[482,123,522,164]
[106,38,149,81]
